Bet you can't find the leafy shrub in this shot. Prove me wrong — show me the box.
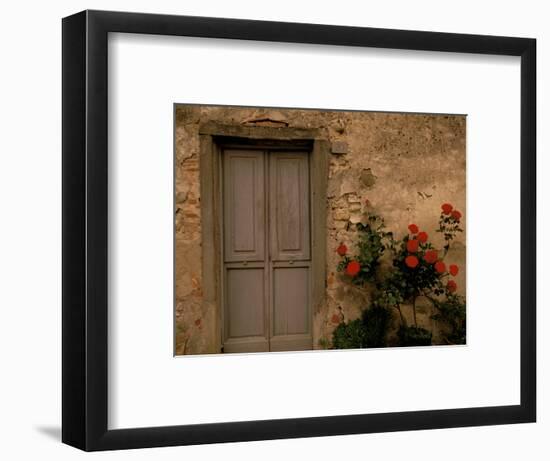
[331,305,392,349]
[332,318,366,349]
[336,215,393,285]
[335,202,465,347]
[431,294,466,344]
[362,305,392,347]
[397,325,432,347]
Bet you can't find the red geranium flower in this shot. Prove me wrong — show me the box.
[346,260,361,277]
[417,231,428,243]
[451,210,462,221]
[331,313,341,324]
[408,223,419,234]
[336,244,348,256]
[441,203,453,215]
[434,260,446,274]
[405,255,419,268]
[447,280,457,293]
[424,249,438,264]
[449,264,459,276]
[407,239,419,253]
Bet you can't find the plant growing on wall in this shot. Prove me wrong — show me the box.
[332,305,393,349]
[333,202,465,348]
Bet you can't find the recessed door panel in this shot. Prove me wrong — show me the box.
[272,267,309,336]
[223,150,265,262]
[225,267,265,338]
[269,152,310,261]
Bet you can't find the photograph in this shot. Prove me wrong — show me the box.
[0,2,540,457]
[174,104,466,355]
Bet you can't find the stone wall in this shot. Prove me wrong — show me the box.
[175,105,466,355]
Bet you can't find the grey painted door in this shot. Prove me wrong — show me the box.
[222,148,312,353]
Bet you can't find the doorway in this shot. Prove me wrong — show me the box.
[221,145,312,353]
[197,122,328,355]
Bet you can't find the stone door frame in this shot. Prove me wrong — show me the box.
[198,122,329,352]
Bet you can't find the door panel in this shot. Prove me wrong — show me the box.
[223,150,265,262]
[223,266,268,353]
[225,268,265,338]
[272,267,310,335]
[269,152,310,261]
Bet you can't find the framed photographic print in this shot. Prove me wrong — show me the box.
[62,10,536,451]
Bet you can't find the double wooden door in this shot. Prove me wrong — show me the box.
[222,147,312,353]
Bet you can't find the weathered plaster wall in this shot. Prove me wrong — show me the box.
[175,105,466,355]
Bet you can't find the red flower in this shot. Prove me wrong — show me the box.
[408,223,419,234]
[451,210,462,221]
[447,280,457,293]
[417,231,428,243]
[434,260,446,274]
[441,203,453,215]
[424,249,438,264]
[346,261,361,277]
[405,255,419,268]
[336,244,348,256]
[331,313,341,324]
[406,239,419,253]
[449,264,459,276]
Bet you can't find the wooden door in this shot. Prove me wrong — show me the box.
[222,147,312,353]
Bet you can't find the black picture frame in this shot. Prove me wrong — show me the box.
[62,9,536,451]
